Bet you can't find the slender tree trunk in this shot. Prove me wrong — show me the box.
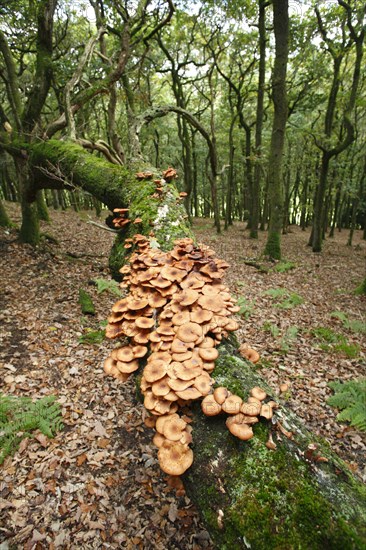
[311,153,331,252]
[264,0,288,259]
[225,116,236,230]
[251,0,267,238]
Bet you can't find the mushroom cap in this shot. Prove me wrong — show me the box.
[152,377,171,397]
[199,336,216,349]
[213,386,230,405]
[112,298,129,313]
[168,378,193,392]
[116,359,139,373]
[172,311,191,326]
[132,345,148,358]
[226,421,254,441]
[178,289,199,306]
[250,387,267,401]
[156,413,179,434]
[260,404,274,420]
[176,322,202,343]
[241,401,261,416]
[193,374,212,396]
[201,394,222,416]
[143,360,168,382]
[160,266,187,282]
[239,345,260,363]
[198,294,225,312]
[153,432,166,448]
[226,413,259,426]
[222,394,243,415]
[127,298,149,310]
[135,316,155,329]
[198,347,219,362]
[175,387,203,401]
[158,443,194,475]
[114,346,134,362]
[163,416,187,441]
[171,338,191,354]
[190,308,213,324]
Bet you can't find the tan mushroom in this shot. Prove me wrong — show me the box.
[260,403,274,420]
[250,387,267,401]
[163,416,187,441]
[222,394,243,415]
[201,394,222,416]
[176,322,202,343]
[158,442,194,475]
[241,401,261,417]
[226,421,254,441]
[213,386,230,405]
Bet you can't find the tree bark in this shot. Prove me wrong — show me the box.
[264,0,289,259]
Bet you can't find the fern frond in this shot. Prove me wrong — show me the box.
[0,394,63,464]
[327,379,366,432]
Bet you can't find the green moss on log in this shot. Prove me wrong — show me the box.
[183,344,366,549]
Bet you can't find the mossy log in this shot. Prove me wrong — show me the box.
[25,139,193,275]
[183,341,366,549]
[14,138,366,548]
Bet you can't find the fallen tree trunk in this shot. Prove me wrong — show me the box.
[23,139,193,275]
[184,341,366,549]
[7,138,366,548]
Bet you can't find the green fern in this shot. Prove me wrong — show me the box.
[94,278,122,297]
[327,379,366,431]
[0,395,63,464]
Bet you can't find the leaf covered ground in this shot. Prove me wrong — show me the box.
[0,204,365,549]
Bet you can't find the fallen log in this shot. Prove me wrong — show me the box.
[184,340,366,549]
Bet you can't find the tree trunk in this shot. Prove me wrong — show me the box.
[311,153,331,252]
[7,138,366,548]
[264,0,289,259]
[184,341,366,549]
[252,0,267,239]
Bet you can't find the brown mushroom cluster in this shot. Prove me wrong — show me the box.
[112,207,130,229]
[104,235,242,474]
[202,386,278,442]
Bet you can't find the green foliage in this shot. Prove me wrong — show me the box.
[327,379,366,431]
[94,278,123,297]
[78,289,95,315]
[311,326,341,344]
[273,261,296,273]
[333,342,361,359]
[262,321,281,338]
[0,395,63,464]
[265,288,288,299]
[311,327,360,358]
[264,288,304,309]
[79,328,106,345]
[236,296,255,319]
[354,278,366,296]
[262,322,299,354]
[331,311,366,334]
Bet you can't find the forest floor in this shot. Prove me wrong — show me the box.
[0,203,365,549]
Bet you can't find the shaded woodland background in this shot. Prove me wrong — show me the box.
[0,0,365,257]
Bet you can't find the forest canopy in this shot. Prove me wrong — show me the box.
[0,0,365,258]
